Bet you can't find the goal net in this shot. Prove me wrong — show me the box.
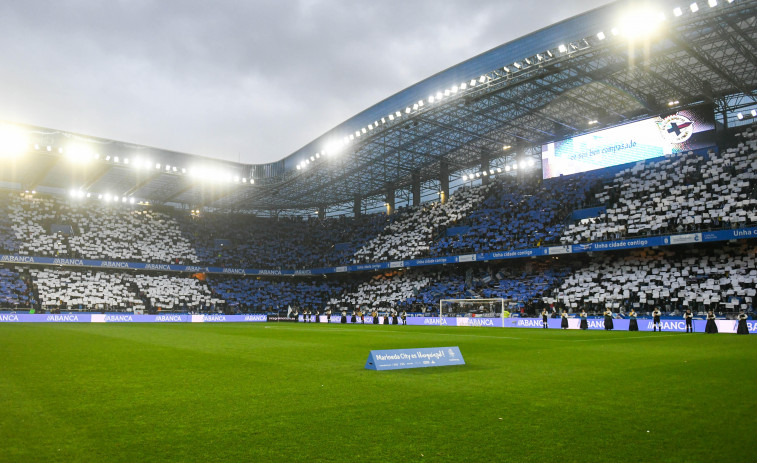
[439,298,509,319]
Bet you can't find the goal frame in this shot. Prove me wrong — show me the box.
[439,298,509,321]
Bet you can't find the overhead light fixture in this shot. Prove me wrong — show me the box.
[708,0,717,6]
[558,44,567,53]
[478,75,486,83]
[462,175,468,181]
[737,112,744,120]
[751,110,757,117]
[503,66,510,73]
[673,6,683,16]
[690,2,699,13]
[502,145,511,151]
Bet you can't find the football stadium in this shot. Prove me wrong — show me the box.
[1,0,757,461]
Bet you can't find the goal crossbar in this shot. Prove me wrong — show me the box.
[439,298,509,319]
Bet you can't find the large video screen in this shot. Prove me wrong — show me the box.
[541,106,716,179]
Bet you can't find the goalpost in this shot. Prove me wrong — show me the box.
[439,298,510,321]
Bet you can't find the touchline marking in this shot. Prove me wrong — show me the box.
[257,325,686,341]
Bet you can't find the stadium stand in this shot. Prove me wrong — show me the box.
[28,268,223,313]
[4,193,199,264]
[431,171,608,255]
[209,275,345,313]
[0,267,30,309]
[353,184,488,263]
[560,136,757,244]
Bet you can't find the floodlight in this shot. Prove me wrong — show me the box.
[496,168,502,173]
[752,110,757,117]
[58,147,64,154]
[412,103,418,110]
[690,2,699,12]
[69,189,76,197]
[172,166,177,172]
[547,50,553,57]
[34,144,39,150]
[436,92,443,100]
[250,179,254,184]
[503,67,509,73]
[0,125,29,158]
[368,124,374,129]
[122,197,127,203]
[47,146,52,151]
[98,194,103,199]
[381,117,386,123]
[155,163,161,169]
[395,111,401,117]
[470,79,476,86]
[514,62,522,69]
[315,152,320,158]
[104,194,111,202]
[77,190,85,198]
[489,169,494,175]
[528,159,535,167]
[460,83,467,91]
[558,44,567,53]
[512,163,518,170]
[451,85,458,93]
[519,161,527,169]
[165,164,171,171]
[389,114,394,121]
[124,158,129,164]
[673,7,683,16]
[296,165,301,170]
[349,134,355,140]
[418,100,423,107]
[444,89,450,96]
[113,156,119,163]
[737,112,744,120]
[405,107,411,113]
[462,175,468,181]
[355,130,360,137]
[475,172,481,177]
[478,75,486,83]
[181,168,186,174]
[505,166,511,172]
[502,145,512,150]
[105,155,111,161]
[242,178,247,183]
[86,193,91,198]
[129,197,135,204]
[708,0,717,6]
[310,156,315,161]
[537,54,543,61]
[524,58,532,65]
[611,27,619,36]
[482,171,487,176]
[597,31,606,40]
[589,120,598,125]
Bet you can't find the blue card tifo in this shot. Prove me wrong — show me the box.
[365,346,465,370]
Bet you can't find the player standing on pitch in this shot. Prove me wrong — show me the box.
[401,310,407,325]
[652,307,662,332]
[579,309,588,330]
[629,308,639,331]
[736,309,749,335]
[560,310,568,329]
[542,309,548,329]
[603,307,614,331]
[684,309,693,333]
[705,309,718,333]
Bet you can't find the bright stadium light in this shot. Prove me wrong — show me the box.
[478,75,486,83]
[129,197,135,204]
[673,7,683,16]
[395,111,401,117]
[405,107,411,113]
[708,0,717,7]
[503,67,509,73]
[513,62,522,69]
[690,2,699,12]
[752,110,757,117]
[428,96,435,103]
[462,174,468,181]
[558,44,567,53]
[412,103,419,110]
[389,114,395,121]
[460,83,467,90]
[502,145,512,151]
[451,85,458,93]
[737,112,744,120]
[444,89,451,96]
[597,31,606,40]
[470,79,476,86]
[528,159,535,167]
[155,163,161,169]
[65,144,95,164]
[0,124,28,158]
[505,166,511,172]
[619,7,666,39]
[436,91,443,100]
[105,155,111,161]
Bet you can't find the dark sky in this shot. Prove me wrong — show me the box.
[0,0,615,164]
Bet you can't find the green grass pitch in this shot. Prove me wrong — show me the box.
[1,323,755,462]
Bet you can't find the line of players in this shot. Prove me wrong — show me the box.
[541,307,750,334]
[296,308,408,325]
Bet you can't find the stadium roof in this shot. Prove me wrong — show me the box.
[1,0,756,214]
